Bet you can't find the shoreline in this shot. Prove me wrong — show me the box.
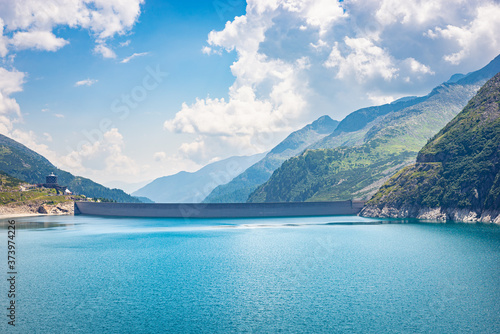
[361,205,500,225]
[0,201,74,219]
[0,212,73,220]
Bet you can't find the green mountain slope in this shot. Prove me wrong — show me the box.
[0,134,141,203]
[133,153,266,203]
[247,55,500,203]
[203,115,339,203]
[361,72,500,223]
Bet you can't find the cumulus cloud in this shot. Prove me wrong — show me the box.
[405,57,435,75]
[120,52,149,63]
[75,78,98,87]
[374,0,450,26]
[0,0,144,58]
[325,37,398,81]
[10,30,68,51]
[0,67,24,134]
[167,1,330,162]
[283,0,346,36]
[426,4,500,65]
[61,128,139,179]
[0,19,9,57]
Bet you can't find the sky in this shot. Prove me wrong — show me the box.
[0,0,500,186]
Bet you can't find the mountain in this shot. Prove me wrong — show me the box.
[132,153,266,203]
[0,134,141,203]
[202,115,339,203]
[247,55,500,203]
[361,72,500,223]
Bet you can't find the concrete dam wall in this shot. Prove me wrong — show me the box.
[74,201,366,218]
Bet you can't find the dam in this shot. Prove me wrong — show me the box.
[74,201,366,218]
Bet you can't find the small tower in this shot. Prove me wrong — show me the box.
[46,173,58,185]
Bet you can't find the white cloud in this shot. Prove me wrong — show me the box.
[405,57,434,75]
[94,43,116,59]
[325,37,398,82]
[201,46,221,55]
[53,113,65,118]
[0,0,144,58]
[75,78,98,87]
[120,52,148,63]
[426,4,500,65]
[283,0,346,35]
[120,40,131,47]
[10,30,68,51]
[61,128,140,179]
[8,129,60,164]
[0,67,24,134]
[374,0,451,26]
[0,19,8,57]
[166,2,316,163]
[367,93,395,105]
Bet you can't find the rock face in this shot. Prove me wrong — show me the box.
[0,201,74,216]
[361,205,500,224]
[361,72,500,224]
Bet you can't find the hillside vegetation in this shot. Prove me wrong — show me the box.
[0,134,141,203]
[362,72,500,222]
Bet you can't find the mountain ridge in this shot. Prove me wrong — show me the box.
[133,153,266,203]
[247,54,500,203]
[202,115,339,203]
[0,134,141,203]
[361,71,500,223]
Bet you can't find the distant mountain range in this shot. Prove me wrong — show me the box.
[0,134,142,203]
[202,115,339,203]
[247,54,500,203]
[132,153,266,203]
[361,71,500,223]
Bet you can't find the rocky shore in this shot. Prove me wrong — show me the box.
[360,205,500,224]
[0,201,74,218]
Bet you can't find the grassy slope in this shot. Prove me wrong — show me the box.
[0,172,77,206]
[366,72,500,212]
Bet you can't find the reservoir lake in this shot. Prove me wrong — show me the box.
[1,215,499,333]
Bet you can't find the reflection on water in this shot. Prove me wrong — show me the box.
[0,220,74,230]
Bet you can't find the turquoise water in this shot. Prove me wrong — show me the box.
[0,215,499,333]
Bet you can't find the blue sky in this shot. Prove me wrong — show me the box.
[1,0,500,186]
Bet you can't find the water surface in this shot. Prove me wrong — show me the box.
[1,215,499,333]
